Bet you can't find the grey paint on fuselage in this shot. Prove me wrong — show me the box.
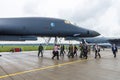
[83,37,108,43]
[65,36,120,46]
[0,17,99,37]
[83,37,120,46]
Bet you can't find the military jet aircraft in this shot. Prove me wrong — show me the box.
[0,17,100,41]
[65,36,120,46]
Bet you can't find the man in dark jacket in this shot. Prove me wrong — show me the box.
[60,45,65,56]
[74,45,78,56]
[83,43,88,59]
[68,44,74,58]
[38,44,44,57]
[112,44,118,58]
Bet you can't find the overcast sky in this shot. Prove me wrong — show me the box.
[0,0,120,43]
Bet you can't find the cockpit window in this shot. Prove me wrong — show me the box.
[64,20,71,24]
[64,20,76,25]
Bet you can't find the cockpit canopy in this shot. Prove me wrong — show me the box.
[64,20,75,25]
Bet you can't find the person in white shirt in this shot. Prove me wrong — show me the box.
[52,44,59,60]
[95,44,101,59]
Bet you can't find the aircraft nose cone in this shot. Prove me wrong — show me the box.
[87,30,100,37]
[92,31,100,37]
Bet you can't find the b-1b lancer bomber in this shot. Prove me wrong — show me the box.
[0,17,100,41]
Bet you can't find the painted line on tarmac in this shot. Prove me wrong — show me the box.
[0,58,91,79]
[0,53,113,79]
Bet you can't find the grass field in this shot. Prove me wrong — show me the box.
[0,45,54,52]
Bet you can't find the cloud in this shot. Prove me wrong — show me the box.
[93,0,120,37]
[59,0,113,21]
[0,0,25,17]
[23,0,119,37]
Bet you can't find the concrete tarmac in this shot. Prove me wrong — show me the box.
[0,49,120,80]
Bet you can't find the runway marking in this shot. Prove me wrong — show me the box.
[0,58,91,79]
[0,53,114,79]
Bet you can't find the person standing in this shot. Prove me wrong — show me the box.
[112,44,118,58]
[88,45,91,54]
[79,43,84,58]
[60,45,65,56]
[38,44,44,57]
[74,45,78,56]
[67,45,70,56]
[83,43,88,59]
[52,44,59,60]
[94,44,101,59]
[68,44,74,58]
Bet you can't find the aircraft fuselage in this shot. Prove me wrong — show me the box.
[0,17,99,37]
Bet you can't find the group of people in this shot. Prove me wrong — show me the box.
[78,43,101,59]
[0,43,117,58]
[67,44,78,58]
[48,43,100,60]
[79,43,89,59]
[38,43,118,60]
[52,44,80,60]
